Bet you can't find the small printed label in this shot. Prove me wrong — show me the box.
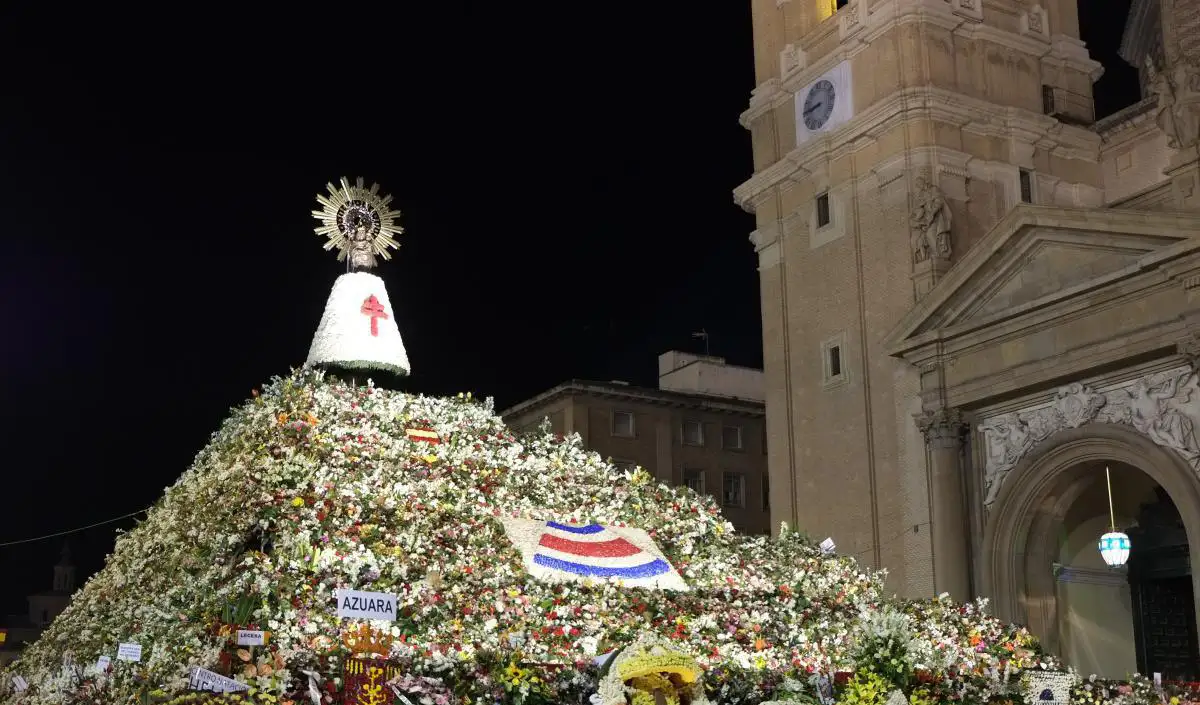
[96,656,112,671]
[335,589,398,621]
[116,643,142,662]
[12,676,28,692]
[236,630,266,646]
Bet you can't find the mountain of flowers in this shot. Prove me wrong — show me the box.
[0,371,1095,705]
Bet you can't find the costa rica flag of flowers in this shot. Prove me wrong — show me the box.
[500,518,689,591]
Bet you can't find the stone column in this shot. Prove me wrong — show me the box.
[917,407,972,600]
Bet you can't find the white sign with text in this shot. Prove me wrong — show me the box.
[11,676,28,692]
[335,589,397,621]
[96,656,111,671]
[236,630,266,646]
[116,643,142,662]
[188,667,249,693]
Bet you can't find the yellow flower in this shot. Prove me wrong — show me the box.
[277,413,289,424]
[292,497,305,507]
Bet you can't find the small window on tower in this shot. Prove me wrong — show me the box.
[1041,85,1055,115]
[821,333,848,387]
[1019,169,1034,203]
[816,192,831,228]
[835,0,849,9]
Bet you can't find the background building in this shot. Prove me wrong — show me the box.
[0,545,75,665]
[502,351,770,534]
[738,0,1200,681]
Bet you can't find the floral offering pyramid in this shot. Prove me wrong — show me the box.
[0,181,1144,705]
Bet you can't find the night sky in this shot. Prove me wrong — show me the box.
[0,2,1139,613]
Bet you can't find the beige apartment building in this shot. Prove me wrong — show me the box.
[501,351,770,535]
[737,0,1200,681]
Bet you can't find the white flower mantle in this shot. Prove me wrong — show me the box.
[305,272,410,375]
[977,364,1200,507]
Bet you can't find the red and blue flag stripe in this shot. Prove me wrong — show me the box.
[531,522,673,580]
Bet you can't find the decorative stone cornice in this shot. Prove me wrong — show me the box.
[1046,35,1105,82]
[740,79,788,129]
[1095,98,1157,142]
[734,86,1101,211]
[734,157,802,212]
[917,407,968,449]
[1177,332,1200,370]
[955,20,1051,59]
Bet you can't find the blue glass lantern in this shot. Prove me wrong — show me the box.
[1098,531,1131,567]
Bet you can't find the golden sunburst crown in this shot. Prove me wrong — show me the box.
[341,623,394,657]
[312,177,403,271]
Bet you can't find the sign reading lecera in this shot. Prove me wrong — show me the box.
[116,643,142,662]
[335,589,398,621]
[236,630,267,646]
[188,667,250,693]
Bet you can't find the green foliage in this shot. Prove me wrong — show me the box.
[151,688,280,705]
[907,686,938,705]
[838,672,892,705]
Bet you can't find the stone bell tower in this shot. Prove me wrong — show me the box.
[736,0,1105,598]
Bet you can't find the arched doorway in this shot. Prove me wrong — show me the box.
[982,424,1200,679]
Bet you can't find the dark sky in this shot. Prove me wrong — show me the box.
[0,3,1138,613]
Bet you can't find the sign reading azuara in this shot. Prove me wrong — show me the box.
[335,589,398,621]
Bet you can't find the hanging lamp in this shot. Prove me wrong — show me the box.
[1098,465,1131,568]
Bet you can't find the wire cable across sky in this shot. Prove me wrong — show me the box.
[0,508,149,547]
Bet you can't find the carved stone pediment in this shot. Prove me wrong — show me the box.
[885,206,1200,354]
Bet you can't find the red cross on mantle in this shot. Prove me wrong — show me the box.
[360,295,388,337]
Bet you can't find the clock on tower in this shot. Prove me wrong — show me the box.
[802,79,837,131]
[794,61,854,145]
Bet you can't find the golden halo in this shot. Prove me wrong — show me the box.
[311,177,403,269]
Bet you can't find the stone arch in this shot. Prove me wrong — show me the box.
[981,423,1200,649]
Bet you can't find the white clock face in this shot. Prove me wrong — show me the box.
[802,79,837,131]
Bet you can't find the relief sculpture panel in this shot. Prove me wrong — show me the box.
[977,366,1200,507]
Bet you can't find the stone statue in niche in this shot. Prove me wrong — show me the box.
[1146,55,1200,149]
[910,177,953,264]
[977,368,1200,507]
